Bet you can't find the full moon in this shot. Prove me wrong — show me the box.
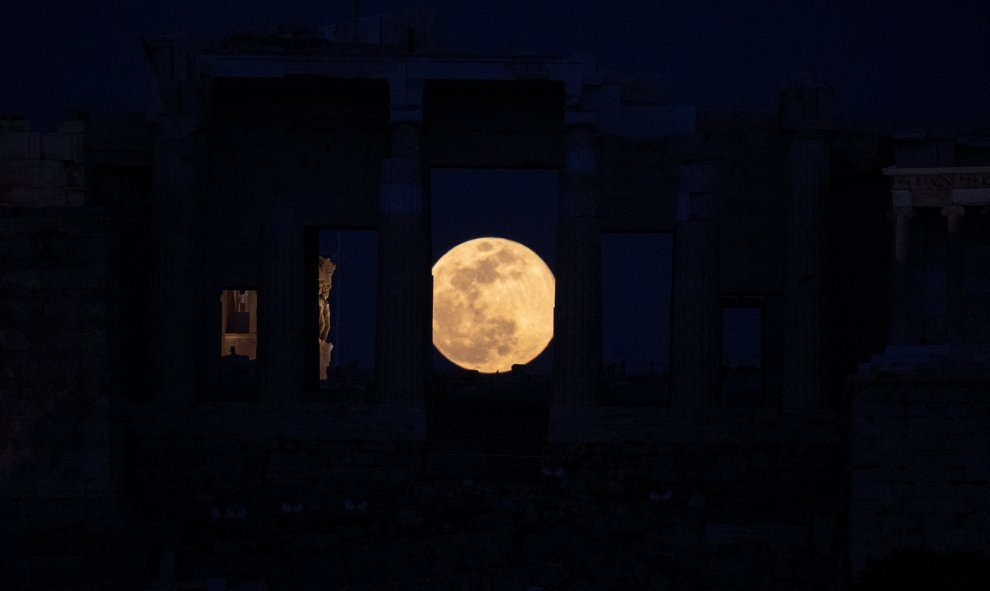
[432,237,555,373]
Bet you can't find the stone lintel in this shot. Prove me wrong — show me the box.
[951,188,990,205]
[891,190,912,208]
[203,54,593,88]
[885,166,990,207]
[885,167,990,210]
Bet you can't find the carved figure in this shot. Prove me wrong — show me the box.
[318,257,337,379]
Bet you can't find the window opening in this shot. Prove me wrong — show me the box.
[219,289,258,398]
[316,229,378,396]
[601,232,673,405]
[220,289,257,359]
[720,300,764,404]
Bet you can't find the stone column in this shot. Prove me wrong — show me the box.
[259,208,305,401]
[150,114,200,407]
[782,134,828,409]
[779,74,830,409]
[889,206,916,344]
[219,293,228,356]
[376,119,430,404]
[247,290,258,334]
[941,205,965,344]
[553,123,602,405]
[670,164,718,408]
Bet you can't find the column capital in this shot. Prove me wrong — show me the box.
[940,205,966,218]
[889,205,916,219]
[388,72,422,125]
[388,75,423,125]
[387,120,421,160]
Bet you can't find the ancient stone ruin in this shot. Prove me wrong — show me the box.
[318,256,336,379]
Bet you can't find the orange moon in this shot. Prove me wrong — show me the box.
[432,237,555,373]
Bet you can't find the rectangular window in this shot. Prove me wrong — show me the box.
[601,232,673,405]
[430,168,558,377]
[720,298,764,405]
[220,289,258,359]
[219,289,258,398]
[315,229,378,396]
[428,169,557,445]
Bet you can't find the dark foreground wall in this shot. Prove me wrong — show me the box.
[850,371,990,576]
[0,403,846,590]
[0,210,114,488]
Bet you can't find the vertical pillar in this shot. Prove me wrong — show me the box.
[553,124,601,405]
[150,114,200,406]
[889,206,916,344]
[247,290,258,334]
[260,208,305,400]
[670,164,719,408]
[941,205,965,344]
[377,120,430,404]
[219,293,228,356]
[782,135,828,409]
[779,74,830,409]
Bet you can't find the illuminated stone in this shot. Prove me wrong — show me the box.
[318,256,336,379]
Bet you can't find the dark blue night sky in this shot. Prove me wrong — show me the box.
[3,0,989,132]
[319,229,378,374]
[431,169,558,374]
[317,170,677,376]
[4,0,986,376]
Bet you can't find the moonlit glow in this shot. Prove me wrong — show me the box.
[432,237,555,373]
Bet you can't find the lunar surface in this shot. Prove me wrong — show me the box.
[432,237,555,373]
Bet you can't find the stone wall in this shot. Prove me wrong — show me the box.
[14,404,847,591]
[850,373,990,576]
[0,212,112,485]
[0,116,86,207]
[0,114,149,588]
[0,210,128,587]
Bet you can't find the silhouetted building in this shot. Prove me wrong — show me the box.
[2,12,989,590]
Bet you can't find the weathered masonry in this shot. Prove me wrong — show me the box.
[2,16,989,590]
